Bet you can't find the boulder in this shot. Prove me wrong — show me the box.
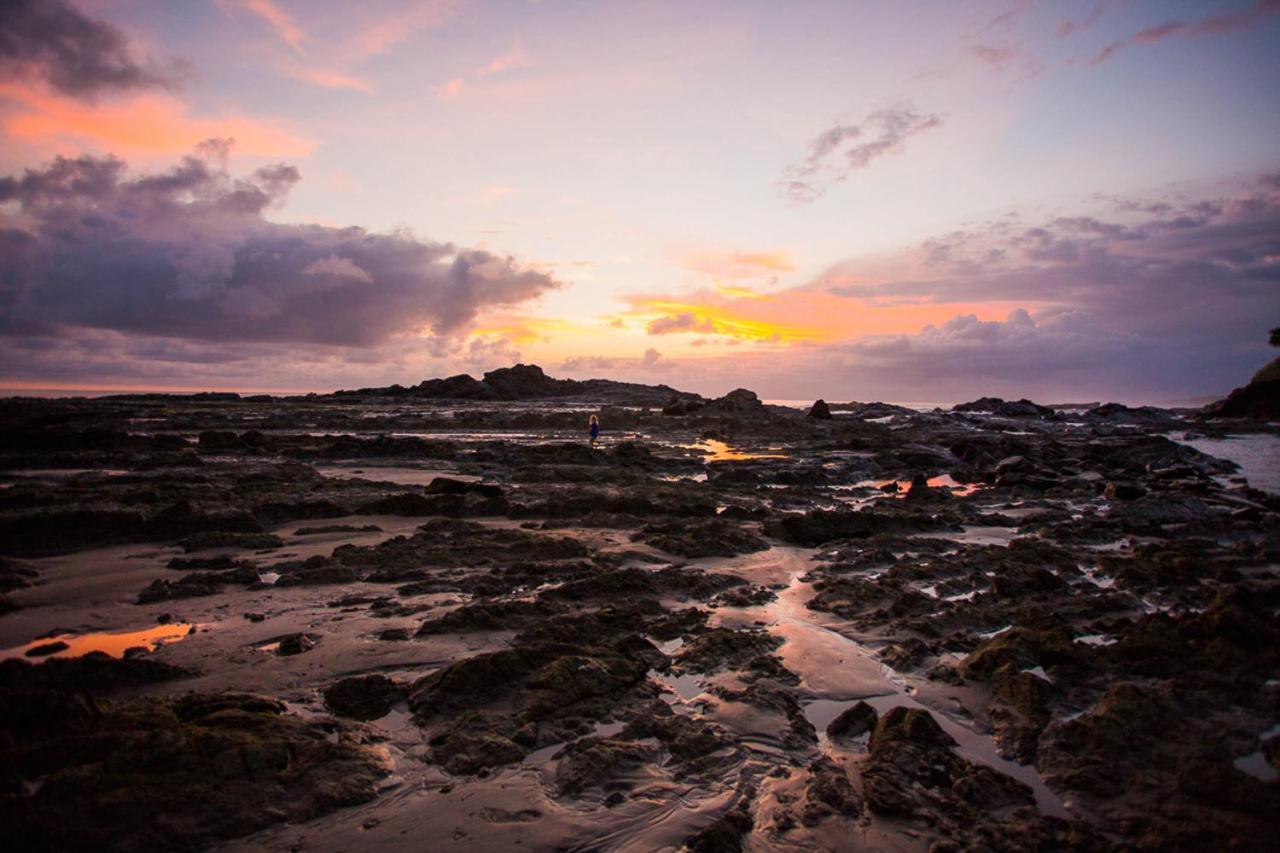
[826,701,877,741]
[323,674,405,720]
[807,399,833,419]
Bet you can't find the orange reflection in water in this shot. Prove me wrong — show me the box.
[694,440,788,463]
[2,624,197,661]
[876,475,980,497]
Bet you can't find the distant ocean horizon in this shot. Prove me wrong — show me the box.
[0,387,1224,409]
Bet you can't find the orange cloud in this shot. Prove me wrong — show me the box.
[624,286,1047,346]
[471,314,593,344]
[628,299,826,343]
[478,45,527,76]
[0,85,313,157]
[679,247,796,281]
[432,77,464,99]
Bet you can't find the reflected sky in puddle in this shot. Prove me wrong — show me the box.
[691,439,788,463]
[858,475,981,497]
[2,623,198,660]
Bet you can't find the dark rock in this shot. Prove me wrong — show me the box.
[807,399,833,419]
[24,641,68,657]
[869,706,956,751]
[177,531,282,552]
[323,674,405,720]
[554,736,653,796]
[1,691,390,850]
[274,633,320,656]
[800,756,861,825]
[293,524,382,535]
[631,519,769,558]
[1203,373,1280,419]
[1104,481,1147,501]
[826,701,877,741]
[954,397,1054,417]
[0,653,191,693]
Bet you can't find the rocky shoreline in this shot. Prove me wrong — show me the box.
[2,369,1278,851]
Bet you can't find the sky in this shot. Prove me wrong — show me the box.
[1,0,1278,403]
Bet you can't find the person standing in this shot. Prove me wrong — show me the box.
[589,414,600,446]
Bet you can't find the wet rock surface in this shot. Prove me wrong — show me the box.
[0,382,1276,850]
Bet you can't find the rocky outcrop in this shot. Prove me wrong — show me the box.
[336,363,698,406]
[1,691,391,851]
[953,397,1054,417]
[806,399,833,419]
[1205,376,1280,419]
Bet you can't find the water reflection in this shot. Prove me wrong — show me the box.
[1,623,198,660]
[692,439,788,463]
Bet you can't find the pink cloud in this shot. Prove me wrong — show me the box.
[1089,0,1280,65]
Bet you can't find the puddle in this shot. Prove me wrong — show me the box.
[869,475,981,497]
[1,623,199,660]
[691,439,788,463]
[1074,634,1116,647]
[915,526,1019,547]
[652,670,705,703]
[315,466,481,487]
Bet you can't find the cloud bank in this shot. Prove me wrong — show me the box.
[0,0,186,100]
[0,144,560,384]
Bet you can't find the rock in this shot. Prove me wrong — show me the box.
[807,399,833,419]
[554,736,653,796]
[954,397,1054,417]
[0,653,191,693]
[800,756,861,824]
[24,641,68,657]
[323,675,405,720]
[663,394,706,416]
[631,519,769,558]
[1105,481,1147,501]
[869,706,957,751]
[881,637,930,670]
[960,627,1076,680]
[275,632,320,656]
[763,509,946,546]
[2,691,390,850]
[293,524,382,535]
[177,531,282,552]
[826,701,877,741]
[674,628,781,674]
[686,800,754,852]
[706,388,765,414]
[1203,373,1280,419]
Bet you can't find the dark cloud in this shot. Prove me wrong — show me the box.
[646,312,716,335]
[821,176,1280,397]
[780,104,943,203]
[0,0,187,100]
[0,146,560,352]
[1088,0,1280,65]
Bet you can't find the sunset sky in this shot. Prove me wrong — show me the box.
[1,0,1278,402]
